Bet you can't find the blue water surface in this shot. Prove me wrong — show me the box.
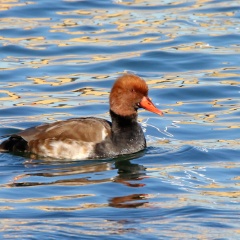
[0,0,240,239]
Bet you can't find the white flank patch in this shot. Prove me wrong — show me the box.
[38,139,94,160]
[101,128,108,140]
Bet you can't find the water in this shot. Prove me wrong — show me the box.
[0,0,240,239]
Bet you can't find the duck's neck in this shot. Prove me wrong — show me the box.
[110,110,146,153]
[110,110,138,131]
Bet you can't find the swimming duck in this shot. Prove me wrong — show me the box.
[0,74,163,159]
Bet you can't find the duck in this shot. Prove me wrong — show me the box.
[0,74,163,160]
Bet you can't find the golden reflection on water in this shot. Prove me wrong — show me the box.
[0,90,20,101]
[0,157,239,238]
[1,217,239,239]
[0,0,240,238]
[0,0,34,11]
[0,194,95,204]
[28,76,74,86]
[0,220,236,239]
[0,149,239,238]
[202,191,240,198]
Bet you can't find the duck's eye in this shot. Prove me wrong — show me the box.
[131,88,135,93]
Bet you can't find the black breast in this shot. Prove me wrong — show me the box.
[93,111,146,158]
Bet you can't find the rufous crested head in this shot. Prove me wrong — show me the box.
[110,74,163,117]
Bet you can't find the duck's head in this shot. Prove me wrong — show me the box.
[109,74,163,117]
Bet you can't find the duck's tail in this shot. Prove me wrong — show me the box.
[0,135,28,153]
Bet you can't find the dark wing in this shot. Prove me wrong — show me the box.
[0,117,112,153]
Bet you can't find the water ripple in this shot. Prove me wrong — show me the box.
[0,0,240,239]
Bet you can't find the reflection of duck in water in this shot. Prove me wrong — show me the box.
[114,152,147,187]
[10,152,145,186]
[8,153,148,208]
[111,156,149,208]
[0,74,163,160]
